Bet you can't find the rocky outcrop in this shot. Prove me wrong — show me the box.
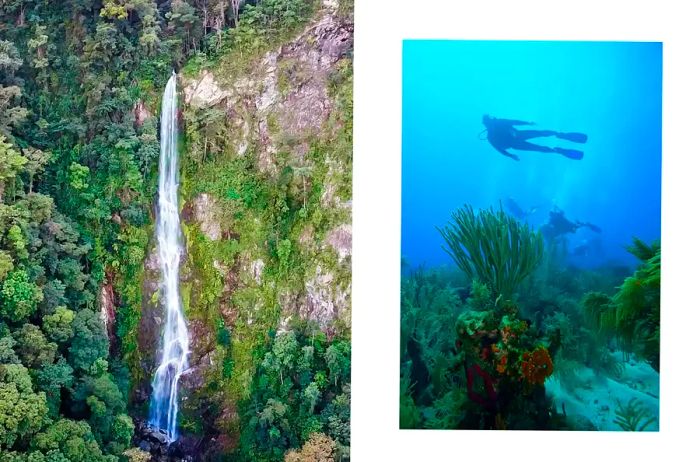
[325,224,352,261]
[133,99,153,128]
[299,265,351,332]
[188,193,222,240]
[181,4,352,174]
[249,259,265,285]
[132,419,206,461]
[183,71,232,107]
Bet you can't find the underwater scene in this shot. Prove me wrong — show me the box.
[400,40,661,431]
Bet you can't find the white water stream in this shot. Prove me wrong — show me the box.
[149,72,190,442]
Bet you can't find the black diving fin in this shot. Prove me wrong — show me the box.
[557,132,588,143]
[554,147,584,160]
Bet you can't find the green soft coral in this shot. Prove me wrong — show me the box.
[438,205,543,300]
[582,238,660,370]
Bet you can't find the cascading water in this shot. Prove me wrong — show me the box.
[149,72,190,442]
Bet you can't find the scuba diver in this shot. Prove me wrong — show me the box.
[572,237,604,258]
[481,115,588,161]
[540,206,601,242]
[505,197,540,221]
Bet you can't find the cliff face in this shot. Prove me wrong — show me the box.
[136,0,352,451]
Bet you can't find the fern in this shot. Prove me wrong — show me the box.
[613,398,657,431]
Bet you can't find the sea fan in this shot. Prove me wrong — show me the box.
[438,205,544,300]
[613,398,657,431]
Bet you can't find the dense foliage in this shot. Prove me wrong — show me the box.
[237,328,350,461]
[1,0,351,459]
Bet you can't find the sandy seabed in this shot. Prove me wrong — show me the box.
[546,352,659,431]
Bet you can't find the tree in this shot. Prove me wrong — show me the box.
[0,135,28,202]
[68,309,109,372]
[30,418,116,462]
[0,40,28,137]
[34,357,74,418]
[0,363,49,450]
[22,147,50,193]
[12,323,58,369]
[0,269,43,323]
[324,341,350,387]
[0,335,20,363]
[42,306,76,344]
[284,433,336,462]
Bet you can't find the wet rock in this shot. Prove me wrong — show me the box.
[137,245,164,380]
[99,282,116,350]
[138,440,152,453]
[132,419,203,462]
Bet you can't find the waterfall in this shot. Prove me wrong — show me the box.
[149,72,190,442]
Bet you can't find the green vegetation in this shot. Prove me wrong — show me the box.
[1,0,351,459]
[438,205,544,300]
[613,397,657,431]
[236,328,350,461]
[583,239,660,370]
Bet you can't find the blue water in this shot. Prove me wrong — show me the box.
[402,41,661,270]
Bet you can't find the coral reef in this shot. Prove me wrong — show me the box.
[520,347,554,386]
[401,234,659,431]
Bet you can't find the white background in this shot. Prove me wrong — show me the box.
[352,0,700,460]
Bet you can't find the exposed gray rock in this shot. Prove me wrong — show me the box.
[250,259,265,285]
[182,70,232,108]
[299,265,350,330]
[180,351,214,391]
[191,193,222,240]
[180,4,352,175]
[325,224,352,261]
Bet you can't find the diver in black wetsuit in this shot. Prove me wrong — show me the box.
[481,115,588,161]
[540,206,601,242]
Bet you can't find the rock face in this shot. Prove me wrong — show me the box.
[183,71,232,107]
[325,224,352,261]
[99,282,116,349]
[182,4,353,174]
[178,1,352,337]
[137,246,163,389]
[190,193,222,240]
